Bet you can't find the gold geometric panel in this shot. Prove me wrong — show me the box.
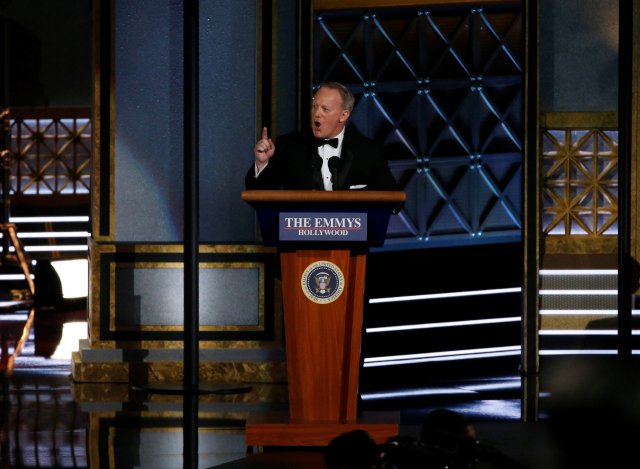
[542,128,618,237]
[9,110,92,195]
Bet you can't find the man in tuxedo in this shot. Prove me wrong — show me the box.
[245,81,399,191]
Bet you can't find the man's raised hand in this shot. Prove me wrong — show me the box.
[254,127,275,169]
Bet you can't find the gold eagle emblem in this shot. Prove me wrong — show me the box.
[314,271,332,294]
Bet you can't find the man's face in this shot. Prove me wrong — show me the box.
[310,87,350,139]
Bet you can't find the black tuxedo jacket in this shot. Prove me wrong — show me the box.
[245,127,399,191]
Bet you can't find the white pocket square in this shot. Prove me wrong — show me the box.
[349,184,367,189]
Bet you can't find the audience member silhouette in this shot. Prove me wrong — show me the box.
[419,408,478,468]
[377,408,528,469]
[325,409,529,469]
[325,429,381,469]
[546,356,640,469]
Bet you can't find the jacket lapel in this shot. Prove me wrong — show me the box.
[335,147,353,190]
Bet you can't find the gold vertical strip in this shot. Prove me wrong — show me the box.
[271,0,278,138]
[91,0,102,241]
[88,238,102,346]
[631,1,640,278]
[256,0,263,140]
[301,0,313,128]
[298,0,304,126]
[91,0,116,241]
[109,0,116,240]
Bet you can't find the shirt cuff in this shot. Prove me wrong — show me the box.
[254,160,268,177]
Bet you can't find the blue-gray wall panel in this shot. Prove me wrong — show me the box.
[115,266,260,326]
[540,0,618,113]
[199,0,259,242]
[275,0,300,137]
[114,0,266,243]
[115,0,184,241]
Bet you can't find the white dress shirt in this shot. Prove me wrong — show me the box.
[317,129,345,190]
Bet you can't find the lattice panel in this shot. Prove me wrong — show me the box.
[314,4,524,247]
[542,129,618,236]
[9,116,92,195]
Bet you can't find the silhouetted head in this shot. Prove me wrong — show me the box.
[547,356,640,469]
[419,408,477,468]
[325,429,380,469]
[420,408,477,448]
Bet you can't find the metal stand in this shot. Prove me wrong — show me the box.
[0,223,33,296]
[0,109,33,296]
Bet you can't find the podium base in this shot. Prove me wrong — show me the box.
[245,411,400,447]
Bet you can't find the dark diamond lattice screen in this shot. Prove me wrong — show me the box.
[314,4,524,248]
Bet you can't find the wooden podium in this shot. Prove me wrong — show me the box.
[242,190,405,446]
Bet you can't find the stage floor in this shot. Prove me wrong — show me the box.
[1,305,562,469]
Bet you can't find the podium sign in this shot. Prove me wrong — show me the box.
[242,190,405,446]
[279,212,367,242]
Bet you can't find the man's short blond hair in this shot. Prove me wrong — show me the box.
[316,82,355,112]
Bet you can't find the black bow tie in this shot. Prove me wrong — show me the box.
[316,138,339,148]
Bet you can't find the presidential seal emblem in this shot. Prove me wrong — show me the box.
[301,260,345,304]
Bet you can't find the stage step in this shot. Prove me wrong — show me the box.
[360,243,523,406]
[539,258,622,355]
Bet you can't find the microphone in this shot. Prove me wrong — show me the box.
[310,155,323,170]
[328,156,342,189]
[310,156,324,190]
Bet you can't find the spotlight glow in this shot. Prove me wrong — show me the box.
[366,316,521,333]
[539,330,618,335]
[51,259,88,298]
[17,231,90,238]
[539,269,617,275]
[363,345,521,367]
[9,216,89,223]
[539,350,618,355]
[539,290,617,295]
[369,287,521,304]
[25,245,88,252]
[539,309,618,315]
[51,321,88,359]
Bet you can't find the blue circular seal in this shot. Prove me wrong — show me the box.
[301,260,345,304]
